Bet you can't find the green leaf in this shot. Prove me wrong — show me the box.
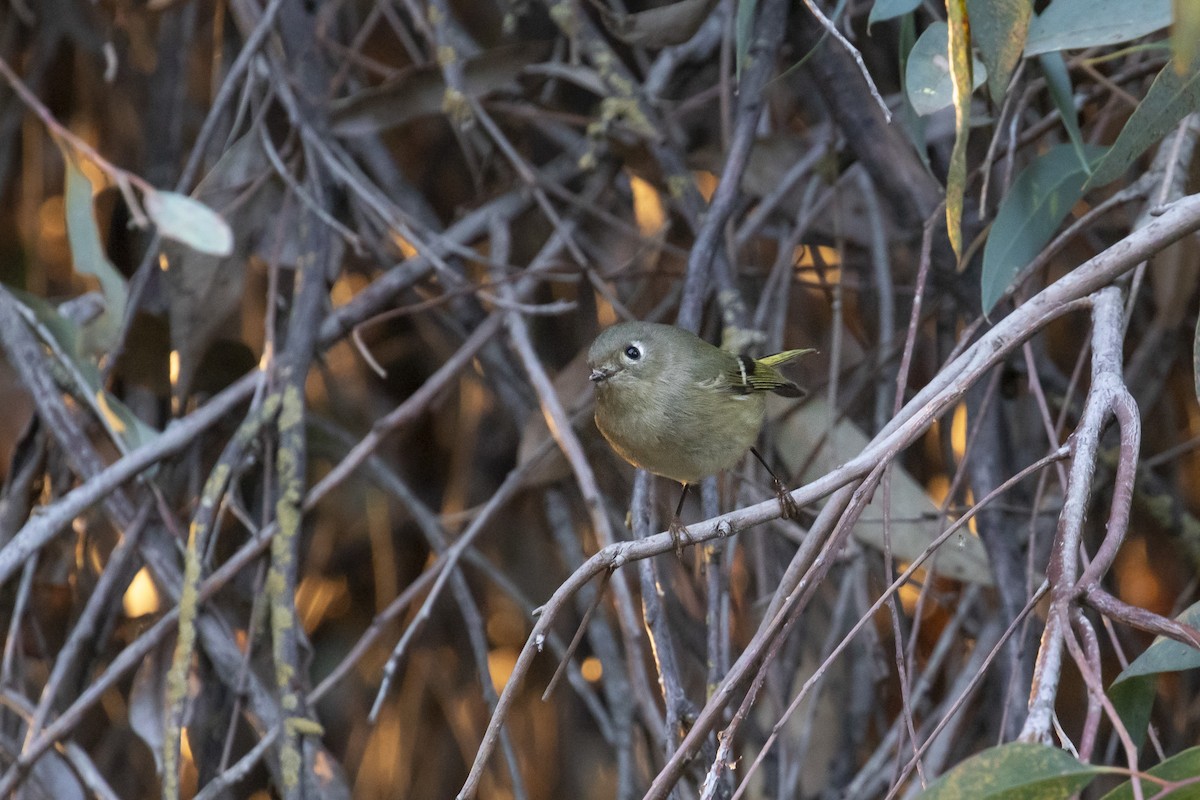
[95,385,161,452]
[945,0,973,261]
[1085,58,1200,189]
[1099,746,1200,799]
[1025,0,1172,56]
[906,21,988,116]
[981,143,1106,312]
[869,0,921,26]
[60,146,127,355]
[968,0,1032,102]
[1113,599,1200,684]
[6,291,160,456]
[1039,53,1090,169]
[1108,673,1156,751]
[916,742,1101,799]
[1175,0,1200,74]
[9,288,83,360]
[897,13,931,172]
[143,189,233,257]
[735,0,757,81]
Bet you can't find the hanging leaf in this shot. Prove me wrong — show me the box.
[915,742,1101,799]
[773,398,994,585]
[130,634,173,774]
[869,0,921,26]
[60,145,127,355]
[1175,0,1200,74]
[1099,746,1200,799]
[29,750,86,800]
[1039,53,1090,169]
[968,0,1032,102]
[735,0,758,81]
[1025,0,1172,56]
[945,0,974,261]
[1112,599,1200,684]
[1108,672,1156,751]
[905,21,987,116]
[897,14,932,171]
[981,144,1106,312]
[143,188,234,257]
[1085,59,1200,189]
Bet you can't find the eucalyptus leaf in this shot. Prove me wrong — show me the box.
[129,635,171,774]
[1108,672,1156,751]
[60,146,127,355]
[1039,53,1089,169]
[1025,0,1171,56]
[143,189,234,257]
[1099,746,1200,799]
[906,21,987,116]
[981,144,1106,312]
[968,0,1032,102]
[1086,58,1200,189]
[1113,599,1200,684]
[735,0,757,81]
[897,13,931,172]
[945,0,973,260]
[1175,0,1200,74]
[868,0,921,26]
[915,742,1101,799]
[774,398,993,585]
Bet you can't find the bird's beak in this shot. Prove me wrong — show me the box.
[589,367,612,383]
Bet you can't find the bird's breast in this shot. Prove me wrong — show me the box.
[594,380,766,484]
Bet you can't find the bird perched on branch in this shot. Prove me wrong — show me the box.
[587,321,814,550]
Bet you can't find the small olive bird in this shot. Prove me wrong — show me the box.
[587,321,813,549]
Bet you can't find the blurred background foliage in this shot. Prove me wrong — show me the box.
[0,0,1199,798]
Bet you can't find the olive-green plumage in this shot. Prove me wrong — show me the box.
[587,321,812,486]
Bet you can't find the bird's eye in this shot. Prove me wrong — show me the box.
[624,345,642,361]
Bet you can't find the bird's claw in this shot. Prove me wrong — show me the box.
[668,516,692,556]
[773,479,800,520]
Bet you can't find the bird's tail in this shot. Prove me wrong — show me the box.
[751,348,816,398]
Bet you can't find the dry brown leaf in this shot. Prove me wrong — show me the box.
[771,398,994,586]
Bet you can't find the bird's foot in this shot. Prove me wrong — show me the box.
[668,516,692,556]
[773,478,800,520]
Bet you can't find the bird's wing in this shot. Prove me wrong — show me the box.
[721,348,816,397]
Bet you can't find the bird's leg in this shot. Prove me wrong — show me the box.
[668,483,692,555]
[750,447,799,520]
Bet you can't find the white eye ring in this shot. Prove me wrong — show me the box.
[624,342,643,361]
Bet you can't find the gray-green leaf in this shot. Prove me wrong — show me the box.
[968,0,1032,102]
[1112,599,1200,685]
[1085,58,1200,189]
[1025,0,1171,56]
[981,143,1105,312]
[143,189,234,257]
[906,21,987,116]
[915,742,1101,799]
[1099,746,1200,799]
[868,0,921,26]
[61,147,127,355]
